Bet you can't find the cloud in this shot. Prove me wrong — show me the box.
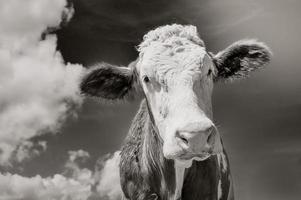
[68,150,90,163]
[0,150,123,200]
[0,0,73,49]
[95,151,123,200]
[0,173,92,200]
[65,150,95,186]
[0,0,84,165]
[0,149,93,200]
[0,1,124,198]
[14,140,47,163]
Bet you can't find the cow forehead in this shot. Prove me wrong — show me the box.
[137,42,207,78]
[136,24,208,78]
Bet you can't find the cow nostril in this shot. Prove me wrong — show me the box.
[206,130,215,145]
[179,135,189,144]
[176,132,189,145]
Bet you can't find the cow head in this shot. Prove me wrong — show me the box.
[80,24,271,162]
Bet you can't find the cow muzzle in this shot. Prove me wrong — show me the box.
[163,120,223,161]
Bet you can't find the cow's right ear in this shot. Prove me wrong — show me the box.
[80,63,137,100]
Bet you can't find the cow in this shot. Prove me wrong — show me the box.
[80,24,271,200]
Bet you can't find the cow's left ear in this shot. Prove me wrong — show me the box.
[213,39,272,81]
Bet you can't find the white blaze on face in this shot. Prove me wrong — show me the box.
[137,25,222,160]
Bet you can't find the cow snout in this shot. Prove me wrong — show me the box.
[175,121,220,158]
[176,125,214,146]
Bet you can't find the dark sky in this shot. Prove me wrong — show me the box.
[20,0,301,199]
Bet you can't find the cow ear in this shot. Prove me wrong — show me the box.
[213,39,272,81]
[80,63,137,100]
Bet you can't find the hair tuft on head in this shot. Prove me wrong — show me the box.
[138,24,205,53]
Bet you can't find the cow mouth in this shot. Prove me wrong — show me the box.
[164,138,214,161]
[175,139,212,161]
[177,152,211,161]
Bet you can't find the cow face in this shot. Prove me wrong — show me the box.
[136,36,218,161]
[80,24,271,162]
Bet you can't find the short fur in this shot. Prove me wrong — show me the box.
[138,24,205,53]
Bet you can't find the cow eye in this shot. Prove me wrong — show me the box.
[207,69,212,76]
[143,75,150,83]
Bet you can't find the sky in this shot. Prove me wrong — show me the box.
[0,0,301,200]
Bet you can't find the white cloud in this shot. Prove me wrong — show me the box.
[65,150,94,186]
[96,151,123,200]
[14,140,47,163]
[0,0,124,198]
[0,150,93,200]
[0,0,84,164]
[0,150,124,200]
[0,173,92,200]
[68,150,90,163]
[0,0,72,49]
